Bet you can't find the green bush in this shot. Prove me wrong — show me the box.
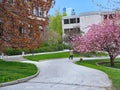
[33,44,69,53]
[4,44,69,55]
[5,48,22,55]
[41,42,49,47]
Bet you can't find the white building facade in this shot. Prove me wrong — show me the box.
[62,11,116,38]
[62,15,80,37]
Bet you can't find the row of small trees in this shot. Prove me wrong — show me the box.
[48,10,67,44]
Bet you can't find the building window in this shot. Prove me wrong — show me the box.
[19,27,23,35]
[0,22,3,36]
[11,0,15,5]
[38,7,42,16]
[33,7,37,16]
[64,19,69,24]
[109,14,115,19]
[70,18,76,24]
[104,15,107,20]
[77,18,80,23]
[64,29,69,34]
[104,14,116,20]
[43,11,47,17]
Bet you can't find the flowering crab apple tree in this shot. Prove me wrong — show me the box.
[72,20,120,67]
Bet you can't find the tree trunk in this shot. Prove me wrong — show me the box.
[110,55,115,67]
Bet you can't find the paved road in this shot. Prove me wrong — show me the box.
[0,56,113,90]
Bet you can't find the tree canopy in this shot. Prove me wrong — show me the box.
[49,10,66,36]
[72,18,120,67]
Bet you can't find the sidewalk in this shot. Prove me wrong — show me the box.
[1,58,114,90]
[1,50,69,61]
[0,50,115,90]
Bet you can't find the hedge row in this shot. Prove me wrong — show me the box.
[5,44,69,56]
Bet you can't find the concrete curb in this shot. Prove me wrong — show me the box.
[0,66,40,87]
[96,62,117,90]
[74,61,115,90]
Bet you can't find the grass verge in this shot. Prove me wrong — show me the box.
[0,60,37,83]
[25,52,80,61]
[24,52,107,61]
[76,58,120,90]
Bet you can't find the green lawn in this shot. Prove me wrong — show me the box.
[24,52,107,61]
[76,58,120,90]
[24,52,79,61]
[0,60,38,83]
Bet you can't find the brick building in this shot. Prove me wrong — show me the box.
[0,0,55,52]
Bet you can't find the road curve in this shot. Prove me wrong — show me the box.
[0,58,113,90]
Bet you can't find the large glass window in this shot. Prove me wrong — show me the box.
[70,18,76,24]
[64,19,69,24]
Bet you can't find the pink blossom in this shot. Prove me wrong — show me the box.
[72,19,120,65]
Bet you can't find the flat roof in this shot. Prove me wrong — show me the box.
[62,10,120,19]
[80,11,119,16]
[62,15,80,19]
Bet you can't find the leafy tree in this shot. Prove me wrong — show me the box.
[72,18,120,67]
[47,30,61,44]
[0,0,55,53]
[49,10,67,42]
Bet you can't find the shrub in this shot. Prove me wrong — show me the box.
[33,44,69,53]
[4,44,70,55]
[5,48,22,55]
[40,42,49,47]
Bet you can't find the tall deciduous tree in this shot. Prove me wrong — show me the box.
[47,30,61,44]
[49,10,66,42]
[72,19,120,67]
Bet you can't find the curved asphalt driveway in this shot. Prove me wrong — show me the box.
[0,57,112,90]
